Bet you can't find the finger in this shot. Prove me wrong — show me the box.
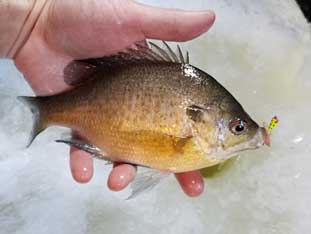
[175,171,204,197]
[70,146,93,183]
[130,1,216,41]
[107,163,136,191]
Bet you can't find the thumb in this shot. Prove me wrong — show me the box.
[129,1,216,41]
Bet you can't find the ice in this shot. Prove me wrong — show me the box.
[0,1,310,234]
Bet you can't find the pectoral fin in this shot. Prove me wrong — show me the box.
[173,136,193,154]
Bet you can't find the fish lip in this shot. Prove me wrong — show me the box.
[261,127,271,146]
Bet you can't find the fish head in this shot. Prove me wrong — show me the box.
[186,95,269,160]
[216,111,268,156]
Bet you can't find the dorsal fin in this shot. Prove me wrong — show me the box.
[84,40,190,64]
[64,41,189,86]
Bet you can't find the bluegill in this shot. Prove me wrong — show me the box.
[19,41,269,174]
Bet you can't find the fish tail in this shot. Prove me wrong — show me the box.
[18,96,45,147]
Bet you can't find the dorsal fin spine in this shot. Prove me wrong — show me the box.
[176,45,185,64]
[149,42,171,62]
[162,41,179,62]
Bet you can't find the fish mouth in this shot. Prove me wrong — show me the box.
[260,127,271,146]
[250,127,270,148]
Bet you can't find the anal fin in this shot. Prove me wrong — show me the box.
[127,169,170,199]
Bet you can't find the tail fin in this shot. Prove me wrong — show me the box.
[18,96,44,147]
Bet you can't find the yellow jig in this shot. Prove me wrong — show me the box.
[268,116,279,134]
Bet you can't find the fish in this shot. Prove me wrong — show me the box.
[18,41,269,196]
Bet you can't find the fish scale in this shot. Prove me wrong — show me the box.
[18,41,268,173]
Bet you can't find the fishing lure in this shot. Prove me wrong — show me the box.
[268,116,279,134]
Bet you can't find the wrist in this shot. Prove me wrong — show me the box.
[0,0,48,59]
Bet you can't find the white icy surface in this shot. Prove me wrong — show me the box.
[0,1,310,234]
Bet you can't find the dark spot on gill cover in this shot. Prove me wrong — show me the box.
[186,105,205,122]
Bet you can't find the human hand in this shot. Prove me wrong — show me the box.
[12,0,215,196]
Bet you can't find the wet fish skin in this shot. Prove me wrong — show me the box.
[19,42,267,173]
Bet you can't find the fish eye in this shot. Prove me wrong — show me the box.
[229,118,247,135]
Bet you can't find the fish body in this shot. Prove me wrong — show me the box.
[20,42,268,173]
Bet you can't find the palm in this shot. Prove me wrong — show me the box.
[15,0,149,95]
[13,0,215,196]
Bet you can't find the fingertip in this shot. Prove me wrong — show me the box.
[70,147,94,183]
[182,10,216,41]
[175,171,204,197]
[107,164,136,191]
[173,10,216,42]
[132,2,216,41]
[207,10,216,23]
[206,10,216,29]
